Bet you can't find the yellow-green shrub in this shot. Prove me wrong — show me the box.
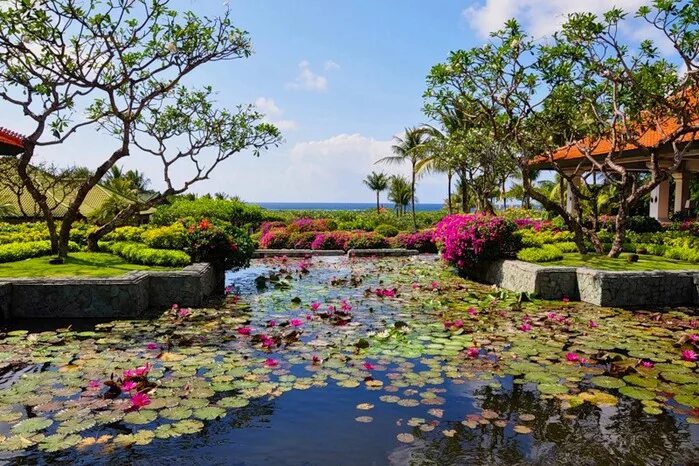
[517,245,564,263]
[141,223,188,249]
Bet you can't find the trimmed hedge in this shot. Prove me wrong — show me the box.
[374,224,399,237]
[0,240,79,263]
[142,223,188,249]
[103,226,146,243]
[516,245,564,263]
[105,242,191,267]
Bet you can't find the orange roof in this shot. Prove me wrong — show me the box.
[0,127,24,156]
[544,90,699,165]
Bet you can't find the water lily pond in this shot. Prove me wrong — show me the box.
[1,256,698,465]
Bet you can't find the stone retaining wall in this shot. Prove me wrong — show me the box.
[1,263,216,319]
[476,260,699,308]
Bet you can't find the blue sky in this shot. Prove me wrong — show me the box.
[9,0,663,204]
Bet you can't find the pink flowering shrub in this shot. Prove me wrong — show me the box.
[393,229,437,253]
[289,231,317,249]
[311,231,352,250]
[433,214,518,273]
[260,221,286,235]
[513,218,555,232]
[287,218,336,233]
[259,228,291,249]
[346,231,388,249]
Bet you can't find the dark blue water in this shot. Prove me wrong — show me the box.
[255,202,444,211]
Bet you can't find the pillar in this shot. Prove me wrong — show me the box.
[672,172,690,214]
[649,179,670,221]
[565,174,581,216]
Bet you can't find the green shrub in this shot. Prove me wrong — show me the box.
[663,246,699,263]
[346,232,388,249]
[142,223,188,249]
[517,245,564,263]
[151,197,265,227]
[185,220,255,269]
[556,241,579,253]
[103,226,145,243]
[374,224,399,237]
[0,240,79,263]
[106,242,191,267]
[69,223,96,246]
[516,230,543,248]
[0,222,50,244]
[289,231,317,249]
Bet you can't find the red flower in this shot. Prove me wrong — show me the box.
[199,219,212,230]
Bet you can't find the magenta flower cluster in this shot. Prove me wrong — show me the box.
[513,218,555,232]
[392,229,437,253]
[433,214,517,272]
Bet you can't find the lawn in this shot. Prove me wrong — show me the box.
[0,252,177,278]
[540,252,699,271]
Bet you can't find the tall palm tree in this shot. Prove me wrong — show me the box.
[388,175,412,215]
[377,127,429,230]
[363,172,389,213]
[104,165,150,195]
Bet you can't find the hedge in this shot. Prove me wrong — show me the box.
[0,240,79,263]
[516,245,564,263]
[104,242,191,267]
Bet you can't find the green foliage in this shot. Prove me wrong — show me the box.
[105,242,191,267]
[69,223,96,246]
[152,198,265,227]
[346,232,388,249]
[142,223,188,249]
[184,220,254,269]
[517,245,564,263]
[103,226,146,243]
[374,224,399,237]
[556,241,579,253]
[0,240,79,263]
[0,223,50,244]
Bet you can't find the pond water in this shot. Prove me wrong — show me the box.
[0,256,698,465]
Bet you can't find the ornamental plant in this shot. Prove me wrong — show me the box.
[433,214,518,273]
[393,230,437,253]
[259,228,292,249]
[287,218,336,233]
[311,231,352,250]
[184,219,254,269]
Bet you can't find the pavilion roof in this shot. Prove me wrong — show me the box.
[0,127,24,156]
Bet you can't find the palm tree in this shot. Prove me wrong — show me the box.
[377,127,429,229]
[104,165,150,195]
[363,172,389,213]
[388,175,412,215]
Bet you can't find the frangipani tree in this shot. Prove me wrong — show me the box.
[0,0,281,259]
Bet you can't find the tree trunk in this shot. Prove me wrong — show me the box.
[87,203,141,251]
[459,169,468,213]
[608,199,629,258]
[56,213,77,259]
[376,191,380,213]
[17,147,59,252]
[446,171,453,214]
[411,169,417,231]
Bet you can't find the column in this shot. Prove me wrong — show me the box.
[649,179,670,221]
[565,174,581,216]
[672,171,690,214]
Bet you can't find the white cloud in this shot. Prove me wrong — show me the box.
[324,60,341,71]
[285,60,328,92]
[463,0,648,39]
[254,97,298,131]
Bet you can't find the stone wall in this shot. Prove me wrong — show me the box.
[1,263,216,319]
[475,260,699,308]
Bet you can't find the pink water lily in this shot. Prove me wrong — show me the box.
[310,302,321,311]
[123,363,150,380]
[411,283,421,289]
[688,334,699,343]
[589,320,599,328]
[264,358,279,368]
[327,305,337,313]
[340,300,352,312]
[430,281,440,290]
[452,319,464,329]
[547,312,557,319]
[146,342,159,350]
[261,336,275,348]
[565,352,579,362]
[681,349,698,361]
[267,320,277,327]
[88,379,102,389]
[122,380,137,391]
[467,307,478,317]
[690,320,698,329]
[518,323,532,332]
[290,318,303,328]
[130,392,151,409]
[641,360,654,368]
[312,354,321,364]
[224,285,234,295]
[466,347,479,358]
[177,308,191,318]
[562,296,570,304]
[237,327,252,336]
[171,303,179,310]
[363,361,375,371]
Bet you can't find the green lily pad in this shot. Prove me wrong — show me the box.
[590,376,626,389]
[12,417,53,434]
[194,406,226,420]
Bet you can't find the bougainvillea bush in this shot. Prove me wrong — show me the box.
[286,217,337,233]
[311,231,353,250]
[393,230,437,253]
[433,214,518,273]
[184,219,255,269]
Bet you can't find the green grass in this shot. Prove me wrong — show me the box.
[0,252,177,278]
[539,252,699,271]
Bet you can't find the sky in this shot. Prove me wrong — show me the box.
[5,0,664,204]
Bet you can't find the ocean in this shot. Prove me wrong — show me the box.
[254,202,444,211]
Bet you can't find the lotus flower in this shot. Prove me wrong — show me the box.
[547,312,557,319]
[363,361,375,371]
[310,302,321,312]
[681,349,698,361]
[290,318,303,328]
[261,336,275,348]
[265,358,279,368]
[518,323,532,332]
[146,342,159,350]
[122,381,137,391]
[123,363,150,380]
[589,320,599,328]
[466,347,479,358]
[177,308,191,318]
[131,392,151,409]
[237,327,252,336]
[467,307,478,317]
[641,360,654,368]
[171,303,179,310]
[688,334,699,343]
[452,319,464,329]
[565,352,579,362]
